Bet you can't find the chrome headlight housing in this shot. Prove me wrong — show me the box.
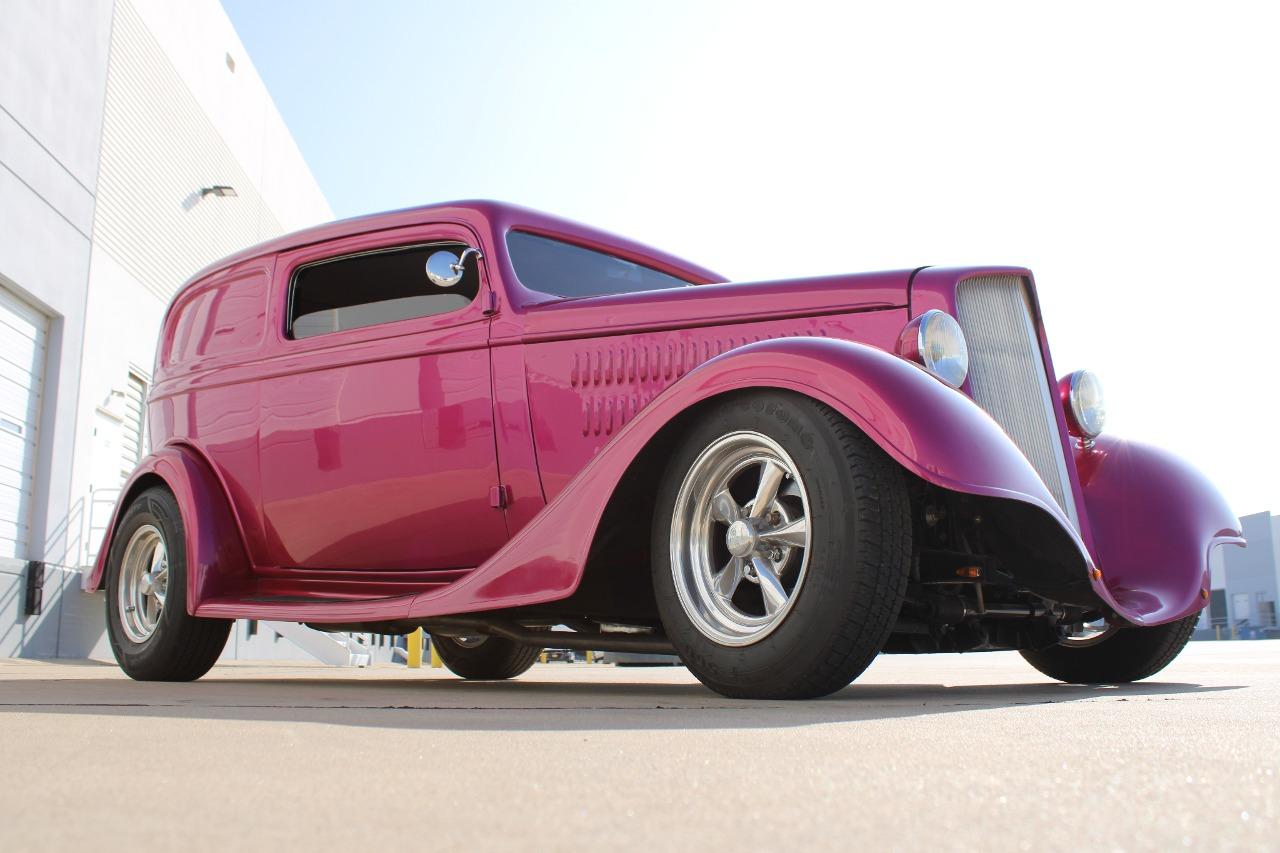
[897,309,969,388]
[1061,369,1106,440]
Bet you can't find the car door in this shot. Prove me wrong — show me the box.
[255,223,507,571]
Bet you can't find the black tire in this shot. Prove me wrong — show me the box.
[432,635,541,680]
[651,391,912,700]
[1020,614,1199,684]
[106,486,231,681]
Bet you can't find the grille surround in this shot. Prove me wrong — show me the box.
[955,275,1079,528]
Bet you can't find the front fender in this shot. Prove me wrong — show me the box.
[1076,436,1244,625]
[406,337,1097,619]
[82,445,252,614]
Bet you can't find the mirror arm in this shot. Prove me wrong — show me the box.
[451,247,484,274]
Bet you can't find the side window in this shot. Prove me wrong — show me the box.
[506,231,691,298]
[287,243,479,339]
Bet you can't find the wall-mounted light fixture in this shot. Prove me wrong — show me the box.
[200,185,238,198]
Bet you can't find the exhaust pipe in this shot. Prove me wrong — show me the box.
[424,617,676,655]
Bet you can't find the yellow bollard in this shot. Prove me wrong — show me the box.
[429,638,443,668]
[406,628,423,668]
[585,650,594,664]
[539,651,547,664]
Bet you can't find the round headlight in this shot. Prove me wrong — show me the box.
[1062,369,1106,440]
[897,310,969,388]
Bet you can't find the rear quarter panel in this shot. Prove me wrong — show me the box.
[151,257,274,560]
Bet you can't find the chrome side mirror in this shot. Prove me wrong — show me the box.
[425,247,483,288]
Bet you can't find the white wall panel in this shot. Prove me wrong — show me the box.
[0,1,109,565]
[92,0,286,304]
[0,0,114,192]
[2,0,334,658]
[130,0,331,232]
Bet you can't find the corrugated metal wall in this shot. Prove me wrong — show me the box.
[92,0,284,304]
[120,370,146,480]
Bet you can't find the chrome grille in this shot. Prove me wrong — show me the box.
[955,275,1078,527]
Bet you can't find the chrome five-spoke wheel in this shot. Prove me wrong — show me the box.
[117,523,169,643]
[652,393,913,699]
[669,431,811,646]
[106,486,231,681]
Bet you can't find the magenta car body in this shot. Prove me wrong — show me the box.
[87,200,1242,692]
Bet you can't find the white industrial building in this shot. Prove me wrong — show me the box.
[0,0,340,659]
[8,1,1268,667]
[1198,512,1280,640]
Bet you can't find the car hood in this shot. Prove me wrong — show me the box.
[514,270,913,341]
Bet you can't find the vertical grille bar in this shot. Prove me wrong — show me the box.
[955,275,1079,528]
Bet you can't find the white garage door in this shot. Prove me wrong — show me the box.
[0,284,48,560]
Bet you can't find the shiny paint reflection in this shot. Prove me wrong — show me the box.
[257,349,504,569]
[83,202,1241,634]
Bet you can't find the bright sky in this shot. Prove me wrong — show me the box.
[223,0,1279,518]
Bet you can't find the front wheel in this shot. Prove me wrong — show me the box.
[651,392,912,700]
[1020,614,1199,683]
[431,634,541,680]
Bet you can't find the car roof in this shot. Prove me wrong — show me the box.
[180,199,725,296]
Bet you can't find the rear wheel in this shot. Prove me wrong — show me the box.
[1020,614,1199,683]
[106,486,231,681]
[432,634,541,680]
[651,392,912,700]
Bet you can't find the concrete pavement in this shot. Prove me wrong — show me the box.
[0,642,1276,851]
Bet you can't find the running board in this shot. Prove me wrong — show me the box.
[195,593,417,623]
[261,621,372,667]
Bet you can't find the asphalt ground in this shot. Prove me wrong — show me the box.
[0,641,1276,852]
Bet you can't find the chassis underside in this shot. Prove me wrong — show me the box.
[309,482,1109,658]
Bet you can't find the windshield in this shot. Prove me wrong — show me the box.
[506,231,693,298]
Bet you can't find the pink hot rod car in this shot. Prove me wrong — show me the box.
[86,201,1243,699]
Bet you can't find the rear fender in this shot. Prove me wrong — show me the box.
[81,445,253,614]
[405,337,1098,619]
[1076,436,1244,625]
